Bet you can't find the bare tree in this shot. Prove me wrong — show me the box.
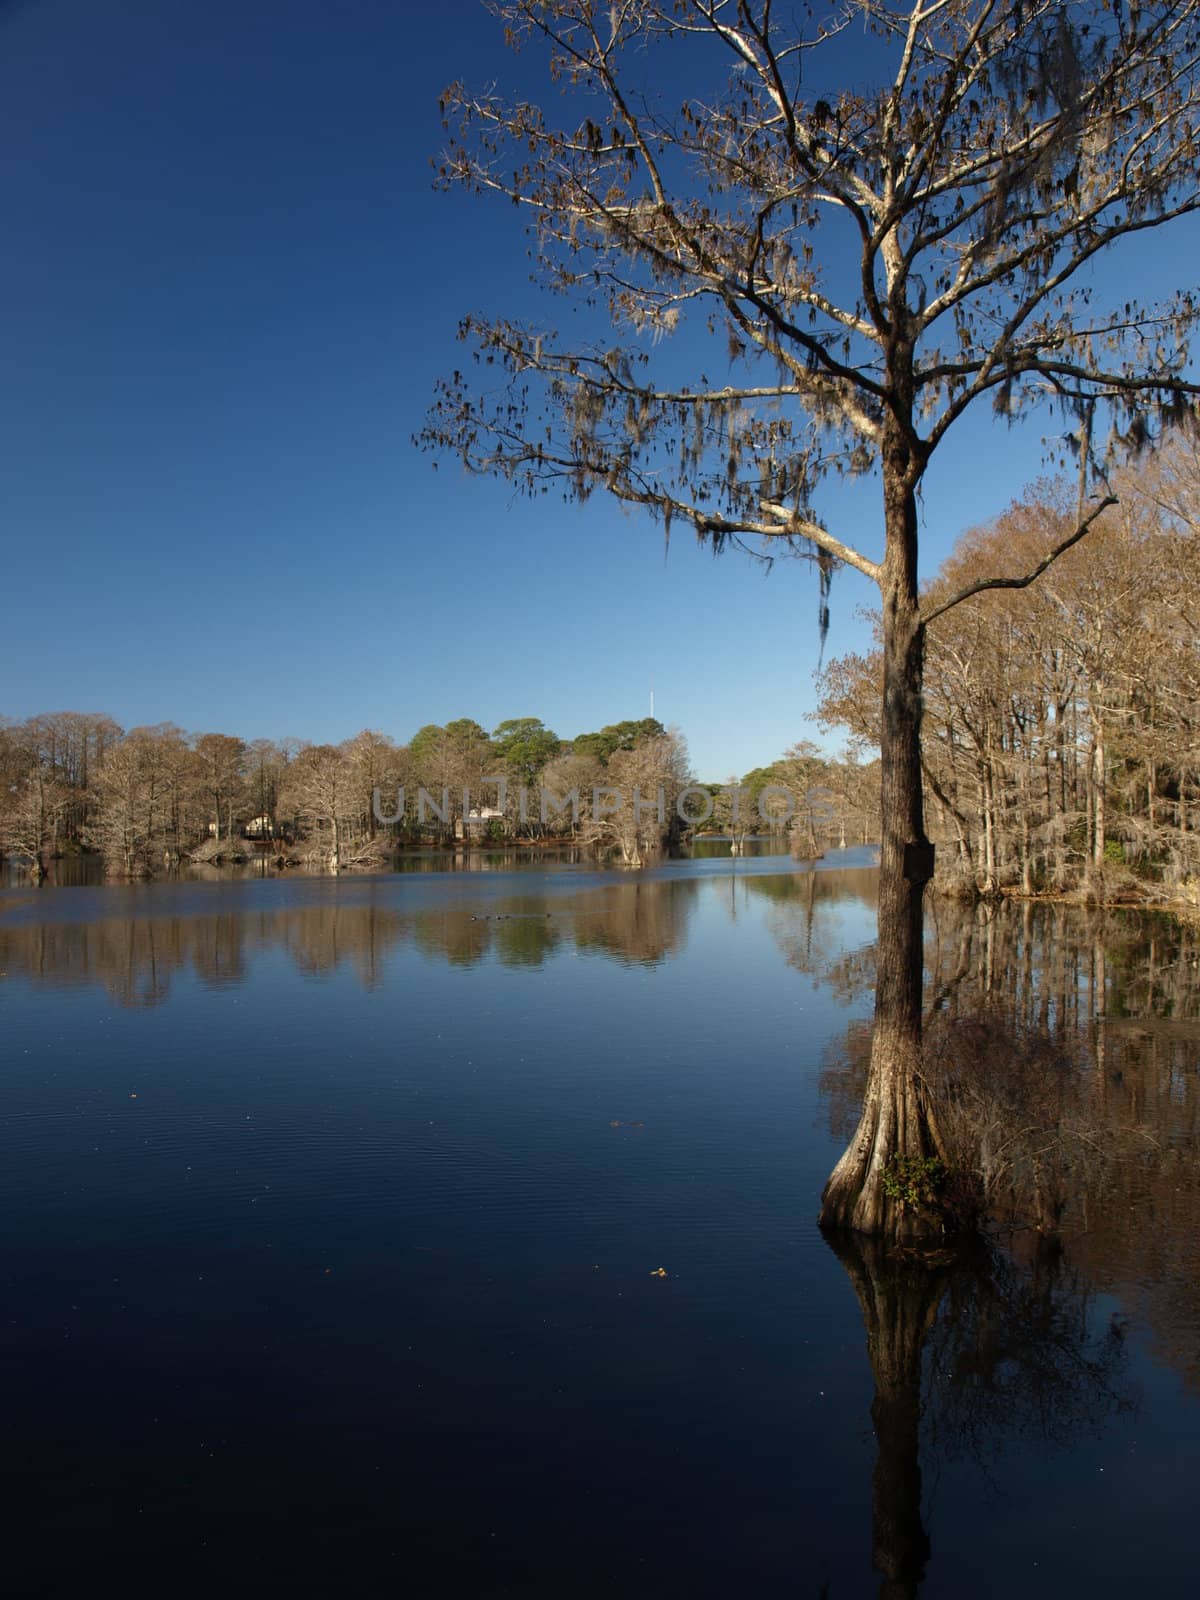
[193,732,247,843]
[0,765,69,879]
[343,729,406,843]
[775,739,828,857]
[709,774,753,853]
[423,2,1200,1235]
[88,733,156,877]
[538,746,605,838]
[280,744,353,871]
[820,458,1200,905]
[580,729,691,863]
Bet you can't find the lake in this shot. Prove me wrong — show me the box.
[2,849,1198,1596]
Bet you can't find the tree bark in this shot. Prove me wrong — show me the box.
[821,428,944,1240]
[981,755,997,893]
[1090,698,1106,875]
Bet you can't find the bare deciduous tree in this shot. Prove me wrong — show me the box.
[280,744,353,872]
[423,1,1200,1236]
[580,729,692,863]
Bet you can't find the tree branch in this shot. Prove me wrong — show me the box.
[921,497,1118,628]
[760,500,882,581]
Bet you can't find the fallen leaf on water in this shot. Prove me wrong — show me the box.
[649,1267,668,1278]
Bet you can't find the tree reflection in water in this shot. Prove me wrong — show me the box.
[2,864,1196,1590]
[0,877,701,1006]
[829,1232,1133,1598]
[770,885,1195,1596]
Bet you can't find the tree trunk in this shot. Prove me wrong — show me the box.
[981,757,997,893]
[1020,760,1034,895]
[1021,812,1034,896]
[821,453,943,1240]
[1090,700,1106,875]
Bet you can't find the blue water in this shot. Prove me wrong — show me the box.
[1,851,1196,1595]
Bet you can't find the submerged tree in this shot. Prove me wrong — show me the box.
[422,0,1200,1236]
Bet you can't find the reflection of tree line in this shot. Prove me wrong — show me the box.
[796,895,1200,1396]
[832,1232,1134,1599]
[736,867,880,1001]
[0,913,251,1009]
[6,872,1190,1590]
[738,864,880,915]
[750,875,1200,1042]
[0,880,702,1006]
[747,882,1198,1587]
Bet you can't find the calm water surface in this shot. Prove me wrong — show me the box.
[1,850,1197,1595]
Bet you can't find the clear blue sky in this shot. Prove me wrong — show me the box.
[1,0,1192,778]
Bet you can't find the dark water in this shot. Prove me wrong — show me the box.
[1,851,1197,1596]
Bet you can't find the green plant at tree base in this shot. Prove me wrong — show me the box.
[881,1155,946,1213]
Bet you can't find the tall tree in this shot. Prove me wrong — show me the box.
[280,744,353,871]
[492,717,563,786]
[573,718,666,763]
[88,728,185,877]
[580,727,692,861]
[422,0,1200,1237]
[408,721,494,837]
[0,766,69,879]
[193,732,248,842]
[343,729,406,839]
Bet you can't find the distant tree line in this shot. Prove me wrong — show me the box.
[817,430,1200,911]
[0,709,872,879]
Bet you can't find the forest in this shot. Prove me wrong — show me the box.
[0,693,877,879]
[3,431,1199,905]
[815,428,1200,912]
